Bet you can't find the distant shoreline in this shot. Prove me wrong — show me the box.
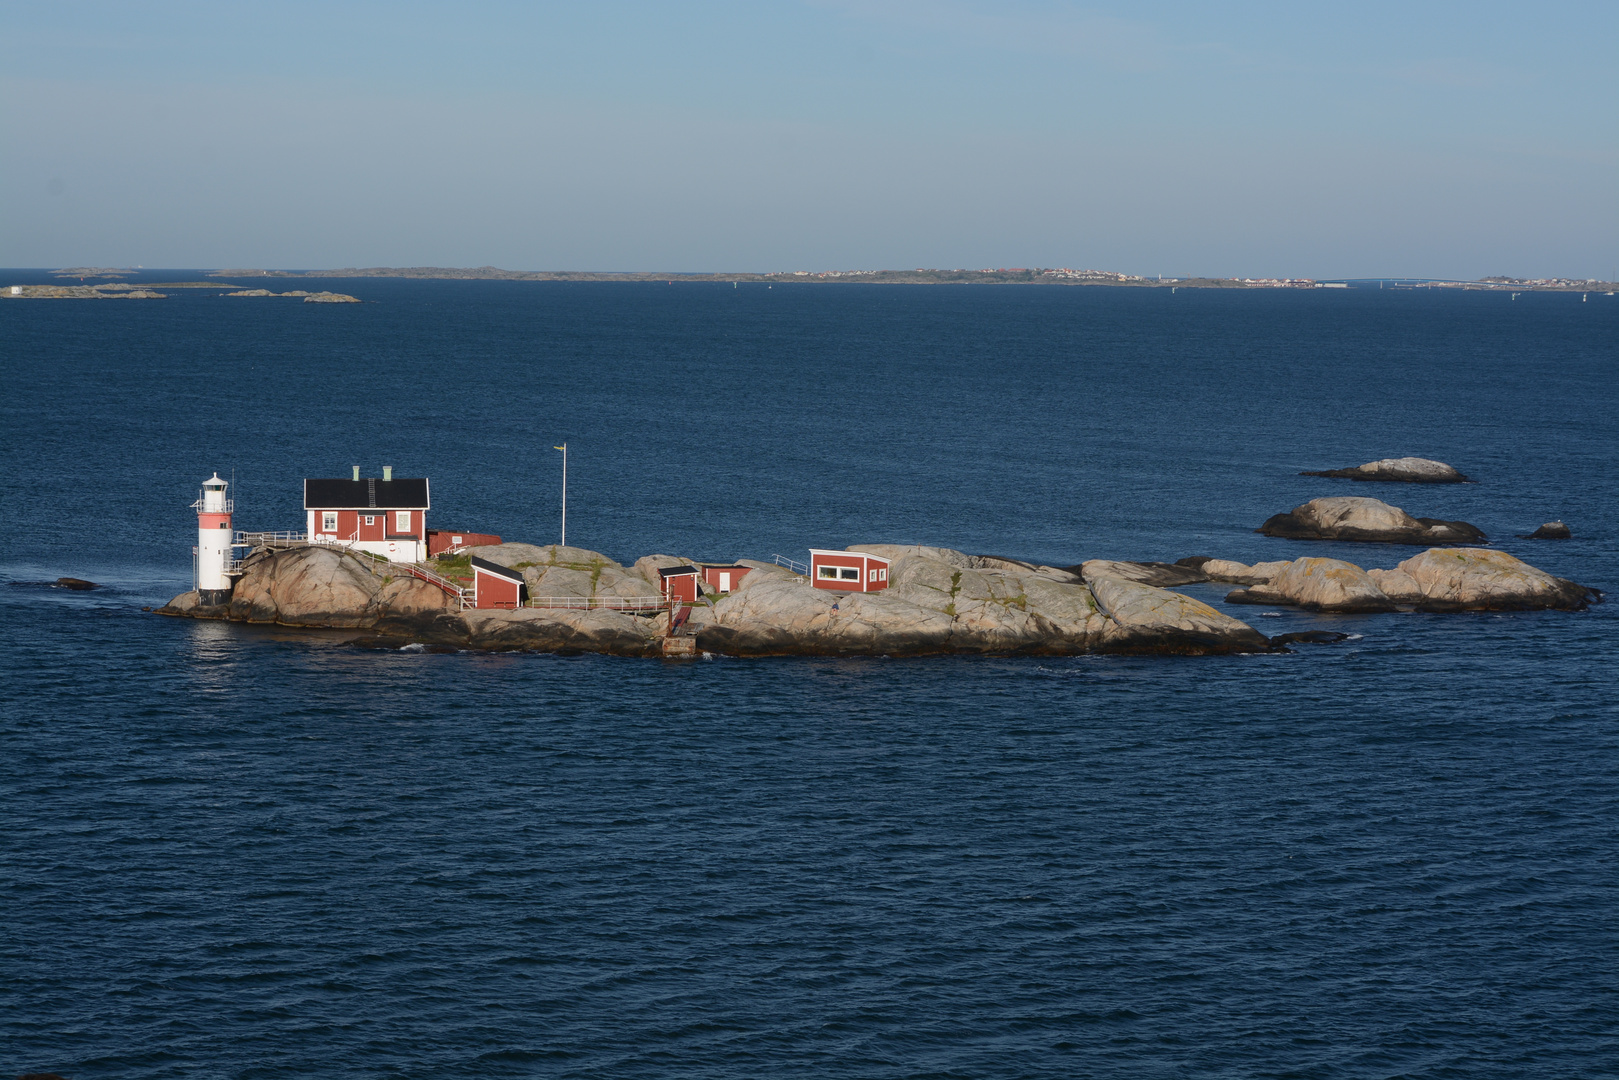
[22,266,1616,292]
[198,267,1615,291]
[208,267,1254,287]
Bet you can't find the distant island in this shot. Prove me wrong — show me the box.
[208,266,1247,286]
[197,266,1617,291]
[3,282,359,302]
[14,267,1611,292]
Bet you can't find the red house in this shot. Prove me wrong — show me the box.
[304,469,429,562]
[428,529,502,557]
[809,549,891,592]
[471,556,527,609]
[659,565,701,605]
[701,565,751,594]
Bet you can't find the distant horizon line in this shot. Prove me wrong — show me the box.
[22,266,1617,290]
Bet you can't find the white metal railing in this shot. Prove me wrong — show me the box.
[527,595,672,612]
[192,496,235,513]
[235,530,308,548]
[773,553,808,575]
[353,551,471,608]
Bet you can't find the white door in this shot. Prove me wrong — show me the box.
[720,572,731,591]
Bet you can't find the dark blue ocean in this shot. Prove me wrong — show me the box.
[2,275,1615,1079]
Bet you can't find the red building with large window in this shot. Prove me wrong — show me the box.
[808,549,891,593]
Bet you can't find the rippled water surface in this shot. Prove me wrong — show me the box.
[2,277,1616,1078]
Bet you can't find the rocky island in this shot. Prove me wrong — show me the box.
[1301,457,1470,483]
[157,538,1597,658]
[160,543,1272,657]
[1208,549,1598,613]
[224,289,360,302]
[1258,496,1486,545]
[4,283,167,299]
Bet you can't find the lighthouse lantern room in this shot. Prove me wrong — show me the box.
[193,473,236,605]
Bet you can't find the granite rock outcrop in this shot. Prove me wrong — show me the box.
[1225,557,1399,613]
[686,547,1265,656]
[1301,457,1470,483]
[1258,496,1485,545]
[1191,559,1292,586]
[1523,521,1571,540]
[158,546,459,627]
[467,543,660,599]
[1191,549,1598,613]
[1077,560,1208,588]
[1366,548,1598,611]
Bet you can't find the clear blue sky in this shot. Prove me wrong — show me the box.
[3,1,1614,278]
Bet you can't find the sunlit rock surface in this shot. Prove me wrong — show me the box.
[1301,457,1470,483]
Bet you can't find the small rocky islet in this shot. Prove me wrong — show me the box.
[1201,549,1597,613]
[1300,456,1471,483]
[1257,495,1487,545]
[158,536,1598,658]
[223,289,361,302]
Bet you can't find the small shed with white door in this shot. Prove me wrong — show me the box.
[701,565,752,594]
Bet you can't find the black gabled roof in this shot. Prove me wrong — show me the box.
[469,555,525,583]
[658,565,701,577]
[304,478,430,509]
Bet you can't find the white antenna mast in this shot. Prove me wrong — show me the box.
[553,442,567,546]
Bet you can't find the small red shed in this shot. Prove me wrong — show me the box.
[471,556,528,609]
[701,565,751,594]
[809,549,891,592]
[659,565,702,605]
[428,529,502,557]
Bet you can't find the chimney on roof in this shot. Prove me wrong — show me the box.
[383,465,393,482]
[352,465,360,481]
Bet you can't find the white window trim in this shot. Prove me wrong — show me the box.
[839,567,860,581]
[322,511,338,533]
[363,515,376,526]
[396,511,411,532]
[818,565,840,579]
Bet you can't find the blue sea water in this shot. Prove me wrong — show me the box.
[2,275,1616,1078]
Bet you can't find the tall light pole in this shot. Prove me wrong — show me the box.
[554,443,567,547]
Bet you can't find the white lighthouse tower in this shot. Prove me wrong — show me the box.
[194,473,235,604]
